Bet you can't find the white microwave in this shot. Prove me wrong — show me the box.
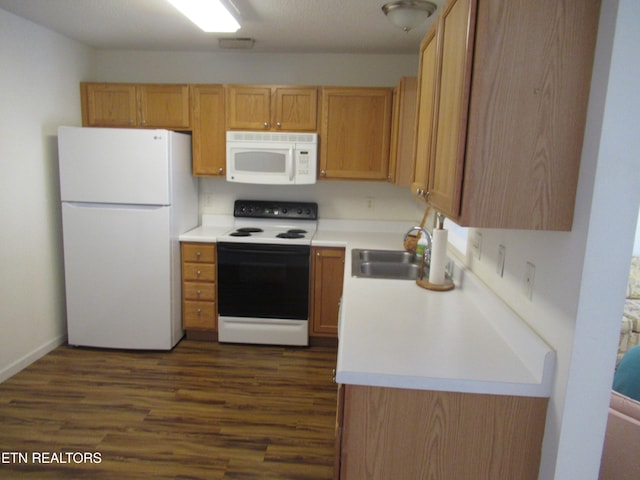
[226,131,318,185]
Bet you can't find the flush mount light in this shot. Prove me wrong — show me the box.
[381,0,437,32]
[167,0,240,33]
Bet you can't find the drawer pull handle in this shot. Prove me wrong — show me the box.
[196,251,201,257]
[196,308,201,315]
[196,290,201,297]
[196,270,201,277]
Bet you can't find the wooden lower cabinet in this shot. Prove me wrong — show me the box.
[310,247,345,342]
[335,385,548,479]
[181,242,217,339]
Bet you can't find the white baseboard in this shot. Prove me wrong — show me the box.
[0,335,67,383]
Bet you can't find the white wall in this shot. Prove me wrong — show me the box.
[90,50,419,87]
[464,1,640,478]
[91,49,426,222]
[0,10,91,381]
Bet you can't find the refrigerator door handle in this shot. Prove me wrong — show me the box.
[64,202,165,210]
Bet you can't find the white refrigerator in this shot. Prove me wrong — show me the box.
[57,126,198,350]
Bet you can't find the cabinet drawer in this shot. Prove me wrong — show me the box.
[182,243,216,263]
[183,281,215,301]
[183,300,216,329]
[182,263,215,282]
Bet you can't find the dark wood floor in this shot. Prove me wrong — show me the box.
[0,340,338,479]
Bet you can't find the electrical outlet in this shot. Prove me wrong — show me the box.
[471,231,482,260]
[497,245,506,277]
[523,262,536,300]
[366,197,375,210]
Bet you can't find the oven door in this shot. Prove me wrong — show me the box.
[217,242,311,320]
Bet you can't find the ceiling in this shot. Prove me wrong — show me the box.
[0,0,443,54]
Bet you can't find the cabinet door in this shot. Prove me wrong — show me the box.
[191,85,226,176]
[411,29,438,201]
[83,83,137,127]
[389,77,417,186]
[339,385,547,479]
[319,88,392,180]
[273,87,318,131]
[138,84,190,129]
[226,85,271,130]
[428,0,475,218]
[310,247,345,337]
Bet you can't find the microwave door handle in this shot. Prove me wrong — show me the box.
[289,147,295,182]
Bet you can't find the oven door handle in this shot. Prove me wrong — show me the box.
[217,243,310,256]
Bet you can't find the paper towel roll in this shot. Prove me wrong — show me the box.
[429,228,448,285]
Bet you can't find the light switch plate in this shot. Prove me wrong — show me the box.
[524,262,535,300]
[497,245,506,277]
[471,231,482,260]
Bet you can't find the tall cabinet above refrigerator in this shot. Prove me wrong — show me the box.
[57,126,198,350]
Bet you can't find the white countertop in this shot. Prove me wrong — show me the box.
[180,217,555,398]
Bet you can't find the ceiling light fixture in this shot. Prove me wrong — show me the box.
[167,0,240,33]
[381,0,437,32]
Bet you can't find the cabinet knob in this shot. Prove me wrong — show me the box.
[263,121,269,128]
[196,308,202,315]
[196,251,201,257]
[321,170,326,176]
[218,167,224,174]
[129,119,134,125]
[196,270,201,277]
[276,121,281,128]
[196,290,201,296]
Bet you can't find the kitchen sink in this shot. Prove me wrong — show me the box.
[351,249,423,280]
[357,249,417,264]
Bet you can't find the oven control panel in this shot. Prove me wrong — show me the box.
[233,200,318,220]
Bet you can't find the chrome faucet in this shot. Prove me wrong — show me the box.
[403,226,433,280]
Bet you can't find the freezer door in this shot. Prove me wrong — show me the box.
[61,202,178,349]
[58,126,171,205]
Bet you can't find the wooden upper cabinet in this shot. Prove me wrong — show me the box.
[273,87,318,131]
[412,29,438,200]
[388,77,417,187]
[82,83,137,127]
[413,0,601,230]
[138,84,190,129]
[81,82,190,129]
[225,85,318,131]
[319,87,393,180]
[427,0,474,218]
[191,85,226,176]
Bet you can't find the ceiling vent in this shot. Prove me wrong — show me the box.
[218,37,255,49]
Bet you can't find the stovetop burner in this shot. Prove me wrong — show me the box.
[219,200,318,245]
[276,232,305,239]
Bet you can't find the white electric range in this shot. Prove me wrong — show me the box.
[216,200,318,346]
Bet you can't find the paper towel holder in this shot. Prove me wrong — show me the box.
[416,212,454,291]
[416,276,454,291]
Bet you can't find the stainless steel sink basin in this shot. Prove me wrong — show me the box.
[358,249,417,264]
[351,249,422,280]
